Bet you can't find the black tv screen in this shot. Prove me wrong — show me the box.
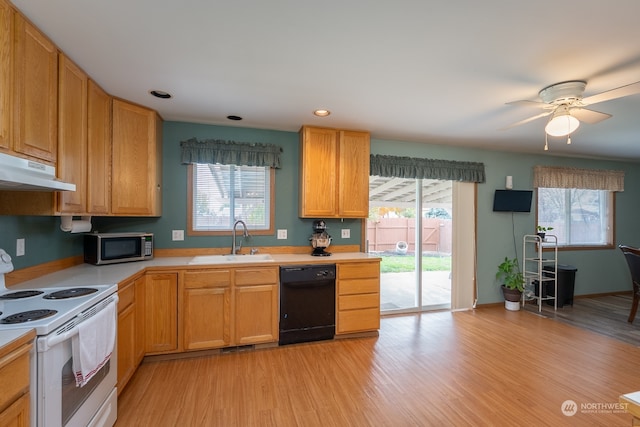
[493,190,533,212]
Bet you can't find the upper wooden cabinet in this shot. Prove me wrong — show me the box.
[299,126,370,218]
[112,99,162,216]
[13,13,58,163]
[57,54,88,214]
[86,80,112,214]
[0,0,12,151]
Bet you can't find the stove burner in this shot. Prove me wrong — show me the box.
[44,287,98,300]
[1,309,58,324]
[0,290,44,299]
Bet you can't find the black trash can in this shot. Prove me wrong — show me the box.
[542,264,577,307]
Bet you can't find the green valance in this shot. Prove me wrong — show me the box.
[180,138,283,168]
[370,154,485,183]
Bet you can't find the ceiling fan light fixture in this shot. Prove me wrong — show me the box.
[545,111,580,137]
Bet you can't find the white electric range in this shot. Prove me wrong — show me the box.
[0,248,118,427]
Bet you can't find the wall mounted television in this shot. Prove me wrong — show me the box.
[492,190,533,213]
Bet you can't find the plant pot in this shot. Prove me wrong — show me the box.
[501,285,522,303]
[504,300,521,311]
[537,232,546,240]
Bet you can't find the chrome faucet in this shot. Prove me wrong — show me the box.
[231,220,250,254]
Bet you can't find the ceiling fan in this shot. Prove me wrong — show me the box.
[504,80,640,149]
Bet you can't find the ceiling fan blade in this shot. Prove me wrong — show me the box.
[582,81,640,105]
[500,111,552,130]
[506,100,549,109]
[571,108,612,124]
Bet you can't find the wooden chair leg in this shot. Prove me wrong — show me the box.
[629,284,640,323]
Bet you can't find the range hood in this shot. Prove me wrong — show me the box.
[0,152,76,191]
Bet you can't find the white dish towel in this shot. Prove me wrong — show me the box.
[71,299,116,387]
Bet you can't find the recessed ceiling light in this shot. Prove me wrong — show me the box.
[149,90,172,99]
[313,109,331,117]
[227,115,243,121]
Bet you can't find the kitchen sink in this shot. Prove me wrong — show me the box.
[188,254,274,265]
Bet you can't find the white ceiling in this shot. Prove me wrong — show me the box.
[11,0,640,161]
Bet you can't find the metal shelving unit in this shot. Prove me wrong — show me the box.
[523,234,558,312]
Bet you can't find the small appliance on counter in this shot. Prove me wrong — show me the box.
[84,232,154,265]
[309,220,332,256]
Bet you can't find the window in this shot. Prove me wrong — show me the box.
[537,187,614,247]
[188,163,274,235]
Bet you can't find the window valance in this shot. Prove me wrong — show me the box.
[370,154,485,183]
[180,138,283,168]
[533,165,624,191]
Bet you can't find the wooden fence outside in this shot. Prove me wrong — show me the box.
[366,217,452,255]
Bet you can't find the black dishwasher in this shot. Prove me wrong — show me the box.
[279,264,336,345]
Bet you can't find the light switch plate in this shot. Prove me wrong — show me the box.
[341,229,350,239]
[172,230,184,241]
[277,229,287,239]
[16,238,25,256]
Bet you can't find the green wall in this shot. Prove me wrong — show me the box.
[1,120,639,305]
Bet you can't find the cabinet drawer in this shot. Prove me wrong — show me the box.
[338,262,379,280]
[235,267,278,286]
[118,281,135,313]
[339,278,379,295]
[184,269,231,289]
[337,308,380,334]
[0,343,30,412]
[339,293,379,311]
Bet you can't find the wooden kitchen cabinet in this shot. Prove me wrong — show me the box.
[183,269,232,350]
[144,272,178,354]
[112,99,162,216]
[0,331,34,427]
[117,278,136,394]
[0,0,12,152]
[234,266,279,345]
[57,53,88,214]
[86,79,112,214]
[299,126,370,218]
[13,13,58,163]
[336,261,381,334]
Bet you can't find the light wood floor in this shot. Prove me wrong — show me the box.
[116,307,640,426]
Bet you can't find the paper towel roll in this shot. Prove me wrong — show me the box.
[60,216,92,233]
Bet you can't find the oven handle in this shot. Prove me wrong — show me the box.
[37,294,118,353]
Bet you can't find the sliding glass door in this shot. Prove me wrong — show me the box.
[368,177,452,313]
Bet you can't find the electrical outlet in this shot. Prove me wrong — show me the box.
[341,229,350,239]
[277,229,287,239]
[16,238,25,256]
[172,230,184,241]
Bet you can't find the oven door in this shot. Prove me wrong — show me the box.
[36,309,118,426]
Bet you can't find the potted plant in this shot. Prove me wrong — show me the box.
[496,257,524,311]
[536,225,553,240]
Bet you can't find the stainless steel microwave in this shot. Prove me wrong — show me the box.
[84,232,153,265]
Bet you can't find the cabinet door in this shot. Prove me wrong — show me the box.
[144,273,178,354]
[299,126,337,218]
[13,14,57,163]
[117,301,135,394]
[183,269,232,350]
[0,0,12,151]
[87,80,111,214]
[112,99,161,216]
[57,54,88,213]
[235,284,278,345]
[338,130,370,217]
[134,276,145,364]
[0,392,29,427]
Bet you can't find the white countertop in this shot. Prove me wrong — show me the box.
[10,252,380,291]
[0,328,35,350]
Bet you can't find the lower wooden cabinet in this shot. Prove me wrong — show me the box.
[144,272,178,354]
[0,332,33,427]
[234,267,279,345]
[183,269,232,350]
[337,261,381,334]
[117,275,145,394]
